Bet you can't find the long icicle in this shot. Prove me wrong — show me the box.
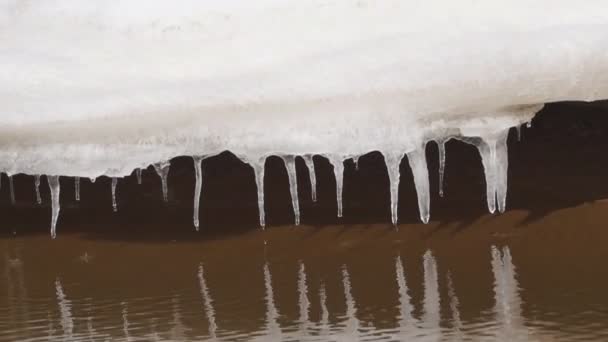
[111,177,118,212]
[47,176,60,239]
[251,157,267,228]
[384,152,404,225]
[477,130,509,214]
[34,175,41,204]
[153,161,171,202]
[281,155,300,225]
[192,156,204,230]
[136,168,142,185]
[74,177,80,202]
[302,155,317,202]
[437,140,446,197]
[407,147,431,224]
[327,155,345,218]
[9,175,15,205]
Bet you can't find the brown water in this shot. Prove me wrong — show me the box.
[3,207,608,342]
[2,102,608,341]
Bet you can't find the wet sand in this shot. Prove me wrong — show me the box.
[1,101,608,341]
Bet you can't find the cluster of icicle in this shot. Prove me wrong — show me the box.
[14,124,529,239]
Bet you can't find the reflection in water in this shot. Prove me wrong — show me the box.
[197,263,218,340]
[262,262,282,341]
[422,250,441,334]
[447,271,463,340]
[297,261,310,337]
[5,248,28,333]
[491,245,527,341]
[169,295,190,340]
[395,255,415,340]
[341,265,360,339]
[2,237,604,341]
[55,277,74,340]
[121,301,132,342]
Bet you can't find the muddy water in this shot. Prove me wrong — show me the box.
[3,206,608,342]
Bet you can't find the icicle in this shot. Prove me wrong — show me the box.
[74,177,80,201]
[111,177,118,212]
[302,155,317,202]
[9,175,15,205]
[153,161,171,202]
[526,121,532,128]
[281,155,300,225]
[192,156,204,230]
[352,155,360,171]
[384,152,404,225]
[48,176,60,239]
[136,168,142,185]
[250,157,267,228]
[34,175,41,204]
[515,125,522,142]
[407,147,431,223]
[327,155,345,218]
[437,140,446,197]
[90,177,96,183]
[477,131,509,214]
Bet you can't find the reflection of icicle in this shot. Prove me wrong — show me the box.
[491,246,526,340]
[48,176,61,239]
[47,311,56,341]
[198,264,218,340]
[319,282,330,336]
[437,140,446,197]
[111,177,118,212]
[297,261,310,336]
[477,131,509,214]
[169,296,189,341]
[384,152,403,225]
[55,277,74,340]
[75,177,80,202]
[136,168,142,185]
[341,265,359,339]
[327,156,345,218]
[192,156,204,230]
[263,263,282,338]
[122,301,132,342]
[86,299,96,342]
[34,175,41,204]
[250,157,267,228]
[447,271,463,339]
[422,251,440,331]
[148,318,161,342]
[5,249,29,331]
[407,148,431,223]
[153,161,171,202]
[281,155,300,225]
[302,155,317,202]
[395,256,414,326]
[9,175,15,205]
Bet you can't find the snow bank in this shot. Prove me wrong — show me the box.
[1,0,607,236]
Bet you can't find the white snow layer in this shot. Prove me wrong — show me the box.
[1,0,608,235]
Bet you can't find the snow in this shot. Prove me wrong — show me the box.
[0,0,607,236]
